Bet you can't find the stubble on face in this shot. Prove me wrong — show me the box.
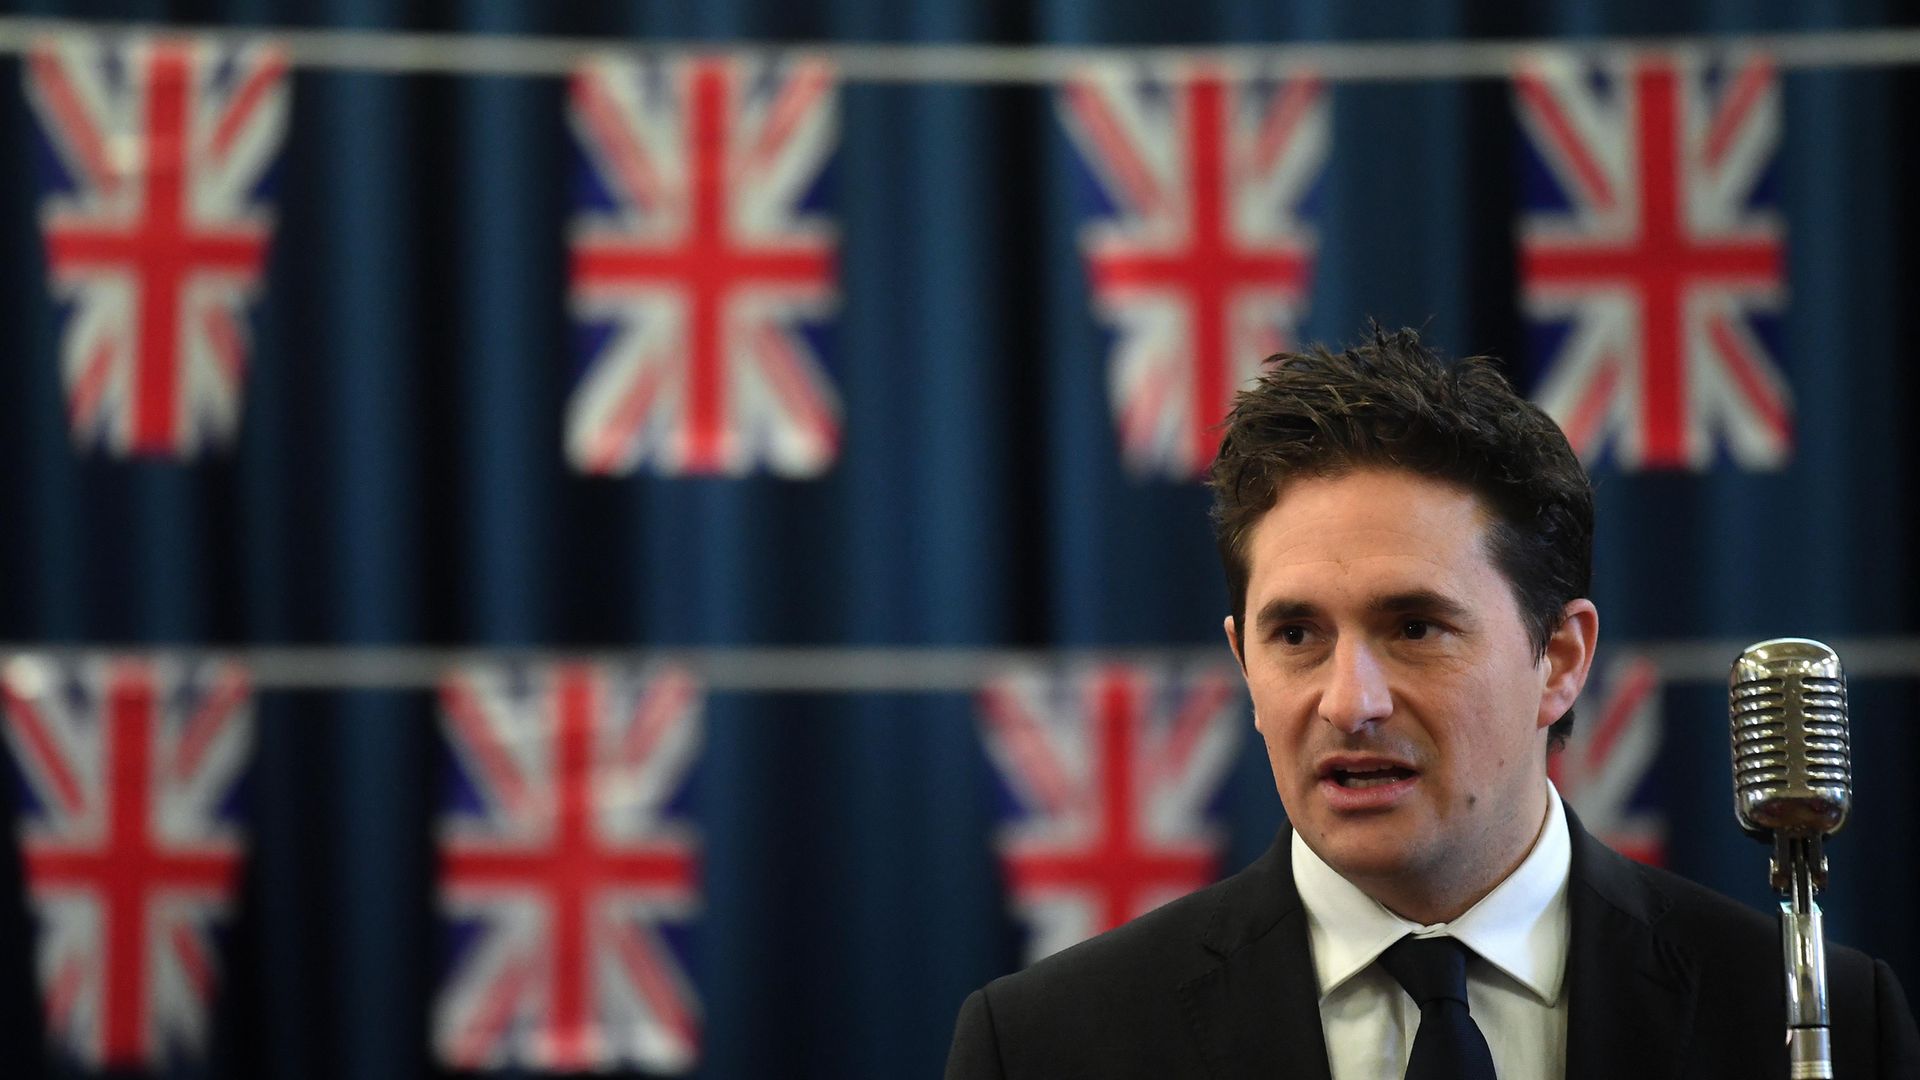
[1229,469,1569,924]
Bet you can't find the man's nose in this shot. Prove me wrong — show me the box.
[1319,639,1392,733]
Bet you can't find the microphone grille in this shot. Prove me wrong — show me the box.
[1730,638,1850,838]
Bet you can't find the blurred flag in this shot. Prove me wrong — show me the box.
[1551,653,1666,865]
[1058,63,1327,480]
[566,53,842,477]
[434,661,703,1073]
[1516,49,1789,471]
[23,33,289,458]
[0,655,253,1068]
[979,664,1242,964]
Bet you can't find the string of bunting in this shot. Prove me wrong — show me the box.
[0,644,1677,1070]
[16,24,1809,480]
[2,16,1920,79]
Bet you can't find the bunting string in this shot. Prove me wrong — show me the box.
[3,639,1919,691]
[0,16,1918,82]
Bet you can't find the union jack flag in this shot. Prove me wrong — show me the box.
[1515,49,1789,471]
[979,664,1242,963]
[566,54,841,478]
[0,654,253,1068]
[434,661,703,1073]
[24,33,289,459]
[1550,654,1665,866]
[1059,64,1328,480]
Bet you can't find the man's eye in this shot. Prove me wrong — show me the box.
[1279,626,1308,646]
[1402,620,1432,640]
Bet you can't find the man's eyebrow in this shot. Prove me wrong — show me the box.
[1252,598,1319,631]
[1251,590,1473,631]
[1370,590,1472,622]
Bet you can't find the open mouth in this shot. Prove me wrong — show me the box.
[1328,765,1417,789]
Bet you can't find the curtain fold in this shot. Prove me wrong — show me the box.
[0,3,1913,1078]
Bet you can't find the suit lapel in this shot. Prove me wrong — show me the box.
[1562,812,1701,1080]
[1178,831,1332,1080]
[1184,816,1702,1080]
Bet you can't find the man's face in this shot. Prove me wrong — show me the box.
[1226,468,1593,919]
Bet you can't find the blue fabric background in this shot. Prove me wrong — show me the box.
[0,1,1913,1078]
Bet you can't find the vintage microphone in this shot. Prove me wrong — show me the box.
[1730,638,1852,1080]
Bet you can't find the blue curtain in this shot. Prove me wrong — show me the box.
[0,1,1912,1078]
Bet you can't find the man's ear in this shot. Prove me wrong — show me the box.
[1224,614,1245,671]
[1537,599,1599,730]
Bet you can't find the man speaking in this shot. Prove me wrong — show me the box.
[944,330,1920,1079]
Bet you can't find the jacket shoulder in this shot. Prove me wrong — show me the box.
[955,843,1298,1079]
[1630,858,1881,985]
[1585,845,1918,1074]
[983,870,1241,1016]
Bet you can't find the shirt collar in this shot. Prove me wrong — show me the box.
[1291,784,1572,1006]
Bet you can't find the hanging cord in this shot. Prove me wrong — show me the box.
[0,17,1917,82]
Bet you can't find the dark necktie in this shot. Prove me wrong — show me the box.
[1378,936,1498,1080]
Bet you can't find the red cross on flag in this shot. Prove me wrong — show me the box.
[1550,654,1666,866]
[24,33,289,459]
[566,53,841,477]
[1059,63,1327,480]
[979,664,1242,963]
[433,661,703,1073]
[1516,49,1789,471]
[1,654,254,1069]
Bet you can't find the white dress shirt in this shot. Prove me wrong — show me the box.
[1292,785,1572,1080]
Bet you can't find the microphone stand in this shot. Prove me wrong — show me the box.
[1772,833,1833,1080]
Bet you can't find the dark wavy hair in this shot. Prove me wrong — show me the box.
[1208,327,1594,747]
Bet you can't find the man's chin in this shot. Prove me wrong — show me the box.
[1319,844,1423,882]
[1297,817,1433,886]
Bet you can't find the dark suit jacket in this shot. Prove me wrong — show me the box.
[945,816,1920,1079]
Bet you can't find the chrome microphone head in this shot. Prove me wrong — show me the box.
[1730,638,1851,840]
